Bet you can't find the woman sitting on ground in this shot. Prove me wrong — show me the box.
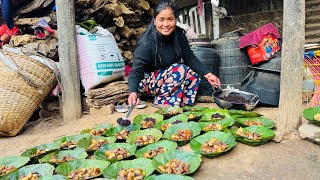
[128,0,220,108]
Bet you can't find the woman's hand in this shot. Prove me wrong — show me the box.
[128,92,140,106]
[204,73,221,88]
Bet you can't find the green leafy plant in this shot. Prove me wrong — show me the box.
[0,156,30,177]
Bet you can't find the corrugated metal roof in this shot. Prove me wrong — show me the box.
[306,0,320,44]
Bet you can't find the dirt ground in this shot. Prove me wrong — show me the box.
[1,102,320,180]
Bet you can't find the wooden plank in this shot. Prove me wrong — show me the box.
[277,0,305,141]
[175,0,210,9]
[56,0,82,122]
[204,1,213,38]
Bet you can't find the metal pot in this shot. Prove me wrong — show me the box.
[212,89,260,110]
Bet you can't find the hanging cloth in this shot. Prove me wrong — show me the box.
[197,0,204,16]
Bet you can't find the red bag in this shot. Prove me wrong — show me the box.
[247,35,281,65]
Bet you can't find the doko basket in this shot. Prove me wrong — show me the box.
[0,50,57,136]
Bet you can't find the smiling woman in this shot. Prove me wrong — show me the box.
[128,0,221,109]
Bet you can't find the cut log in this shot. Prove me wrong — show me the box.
[138,0,150,10]
[123,50,133,60]
[114,34,121,41]
[120,25,133,39]
[130,39,137,46]
[113,16,124,27]
[106,26,117,34]
[133,27,146,36]
[119,2,135,14]
[104,3,122,16]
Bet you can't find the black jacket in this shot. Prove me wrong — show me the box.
[128,27,210,93]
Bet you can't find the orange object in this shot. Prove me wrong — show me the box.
[247,35,281,65]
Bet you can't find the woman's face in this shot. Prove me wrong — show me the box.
[154,7,176,36]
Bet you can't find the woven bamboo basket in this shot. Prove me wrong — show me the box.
[0,50,57,136]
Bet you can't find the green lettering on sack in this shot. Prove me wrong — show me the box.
[96,62,125,70]
[89,35,96,41]
[98,71,113,76]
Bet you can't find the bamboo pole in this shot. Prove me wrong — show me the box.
[277,0,305,141]
[56,0,82,122]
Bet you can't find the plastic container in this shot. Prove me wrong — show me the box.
[212,33,251,89]
[191,46,220,96]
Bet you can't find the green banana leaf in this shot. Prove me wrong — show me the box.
[199,109,234,122]
[135,140,178,158]
[0,156,30,177]
[38,175,67,180]
[163,122,201,146]
[76,135,117,152]
[236,117,275,129]
[126,128,163,146]
[146,174,194,180]
[155,114,189,131]
[37,175,67,180]
[183,106,209,112]
[104,124,141,139]
[230,126,275,146]
[190,131,237,158]
[81,123,113,135]
[152,150,202,175]
[133,113,164,129]
[2,163,55,180]
[39,148,88,165]
[55,159,110,179]
[103,158,155,179]
[54,134,91,150]
[228,110,262,118]
[21,142,60,159]
[303,106,320,126]
[183,111,204,121]
[155,107,183,119]
[94,143,137,162]
[198,118,235,132]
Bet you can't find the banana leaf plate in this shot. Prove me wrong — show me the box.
[56,159,110,179]
[76,135,117,152]
[183,106,209,112]
[228,110,262,118]
[199,109,234,122]
[0,156,30,177]
[155,107,183,119]
[103,158,155,179]
[155,114,188,131]
[126,128,163,146]
[81,123,113,136]
[230,126,275,146]
[54,134,91,150]
[133,113,164,129]
[39,148,88,165]
[21,142,60,160]
[303,106,320,126]
[146,174,194,180]
[135,140,178,159]
[2,163,54,180]
[163,122,201,146]
[152,150,202,175]
[236,117,275,129]
[105,124,141,140]
[183,111,204,121]
[190,131,237,158]
[94,143,137,162]
[198,118,235,132]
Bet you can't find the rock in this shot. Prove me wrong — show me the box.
[90,104,114,116]
[299,122,320,145]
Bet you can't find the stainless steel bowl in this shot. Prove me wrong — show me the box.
[212,89,260,110]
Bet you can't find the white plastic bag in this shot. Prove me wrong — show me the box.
[76,25,125,92]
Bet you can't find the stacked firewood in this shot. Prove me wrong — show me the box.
[75,0,158,63]
[86,81,129,108]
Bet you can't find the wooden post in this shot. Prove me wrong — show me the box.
[277,0,305,141]
[56,0,82,122]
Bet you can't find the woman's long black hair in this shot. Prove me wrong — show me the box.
[136,0,183,68]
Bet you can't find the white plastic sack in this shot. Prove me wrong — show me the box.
[76,25,125,92]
